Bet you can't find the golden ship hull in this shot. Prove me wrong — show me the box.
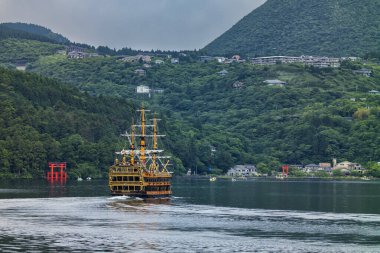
[109,165,172,197]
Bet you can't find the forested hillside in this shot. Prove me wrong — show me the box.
[203,0,380,57]
[25,52,380,176]
[0,67,135,178]
[0,38,64,63]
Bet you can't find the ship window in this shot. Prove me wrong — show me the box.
[112,177,116,181]
[117,176,122,181]
[136,186,140,191]
[123,186,127,190]
[134,176,139,181]
[129,176,133,181]
[122,176,127,181]
[112,186,117,191]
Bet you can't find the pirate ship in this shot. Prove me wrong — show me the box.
[109,106,172,198]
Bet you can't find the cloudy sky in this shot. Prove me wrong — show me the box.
[0,0,266,50]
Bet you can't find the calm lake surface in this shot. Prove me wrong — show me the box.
[0,177,380,252]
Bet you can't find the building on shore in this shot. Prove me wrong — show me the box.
[334,161,365,174]
[227,165,257,177]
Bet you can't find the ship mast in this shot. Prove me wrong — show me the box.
[151,113,158,173]
[130,119,135,165]
[139,106,146,164]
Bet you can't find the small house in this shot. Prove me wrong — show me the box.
[155,59,165,64]
[15,61,27,71]
[319,163,332,172]
[218,70,229,76]
[353,68,372,77]
[134,69,146,76]
[215,57,226,63]
[368,90,379,95]
[199,56,215,63]
[232,81,244,89]
[264,79,287,87]
[67,51,86,59]
[171,58,179,64]
[231,55,241,61]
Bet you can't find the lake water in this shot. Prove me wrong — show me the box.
[0,177,380,252]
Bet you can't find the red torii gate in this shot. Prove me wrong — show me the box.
[47,162,67,180]
[282,165,289,177]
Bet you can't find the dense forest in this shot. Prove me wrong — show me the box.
[204,0,380,57]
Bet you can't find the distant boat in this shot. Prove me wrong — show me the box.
[77,177,83,181]
[86,177,92,181]
[275,175,285,180]
[361,176,370,181]
[231,178,237,182]
[209,177,216,182]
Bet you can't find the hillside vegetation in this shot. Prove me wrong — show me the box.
[0,38,64,64]
[25,51,380,176]
[203,0,380,57]
[0,23,69,45]
[0,66,198,178]
[0,23,70,44]
[0,67,136,178]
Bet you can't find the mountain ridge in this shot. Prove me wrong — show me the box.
[0,22,70,44]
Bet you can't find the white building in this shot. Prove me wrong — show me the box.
[227,165,257,177]
[251,55,340,68]
[136,85,150,94]
[215,57,226,63]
